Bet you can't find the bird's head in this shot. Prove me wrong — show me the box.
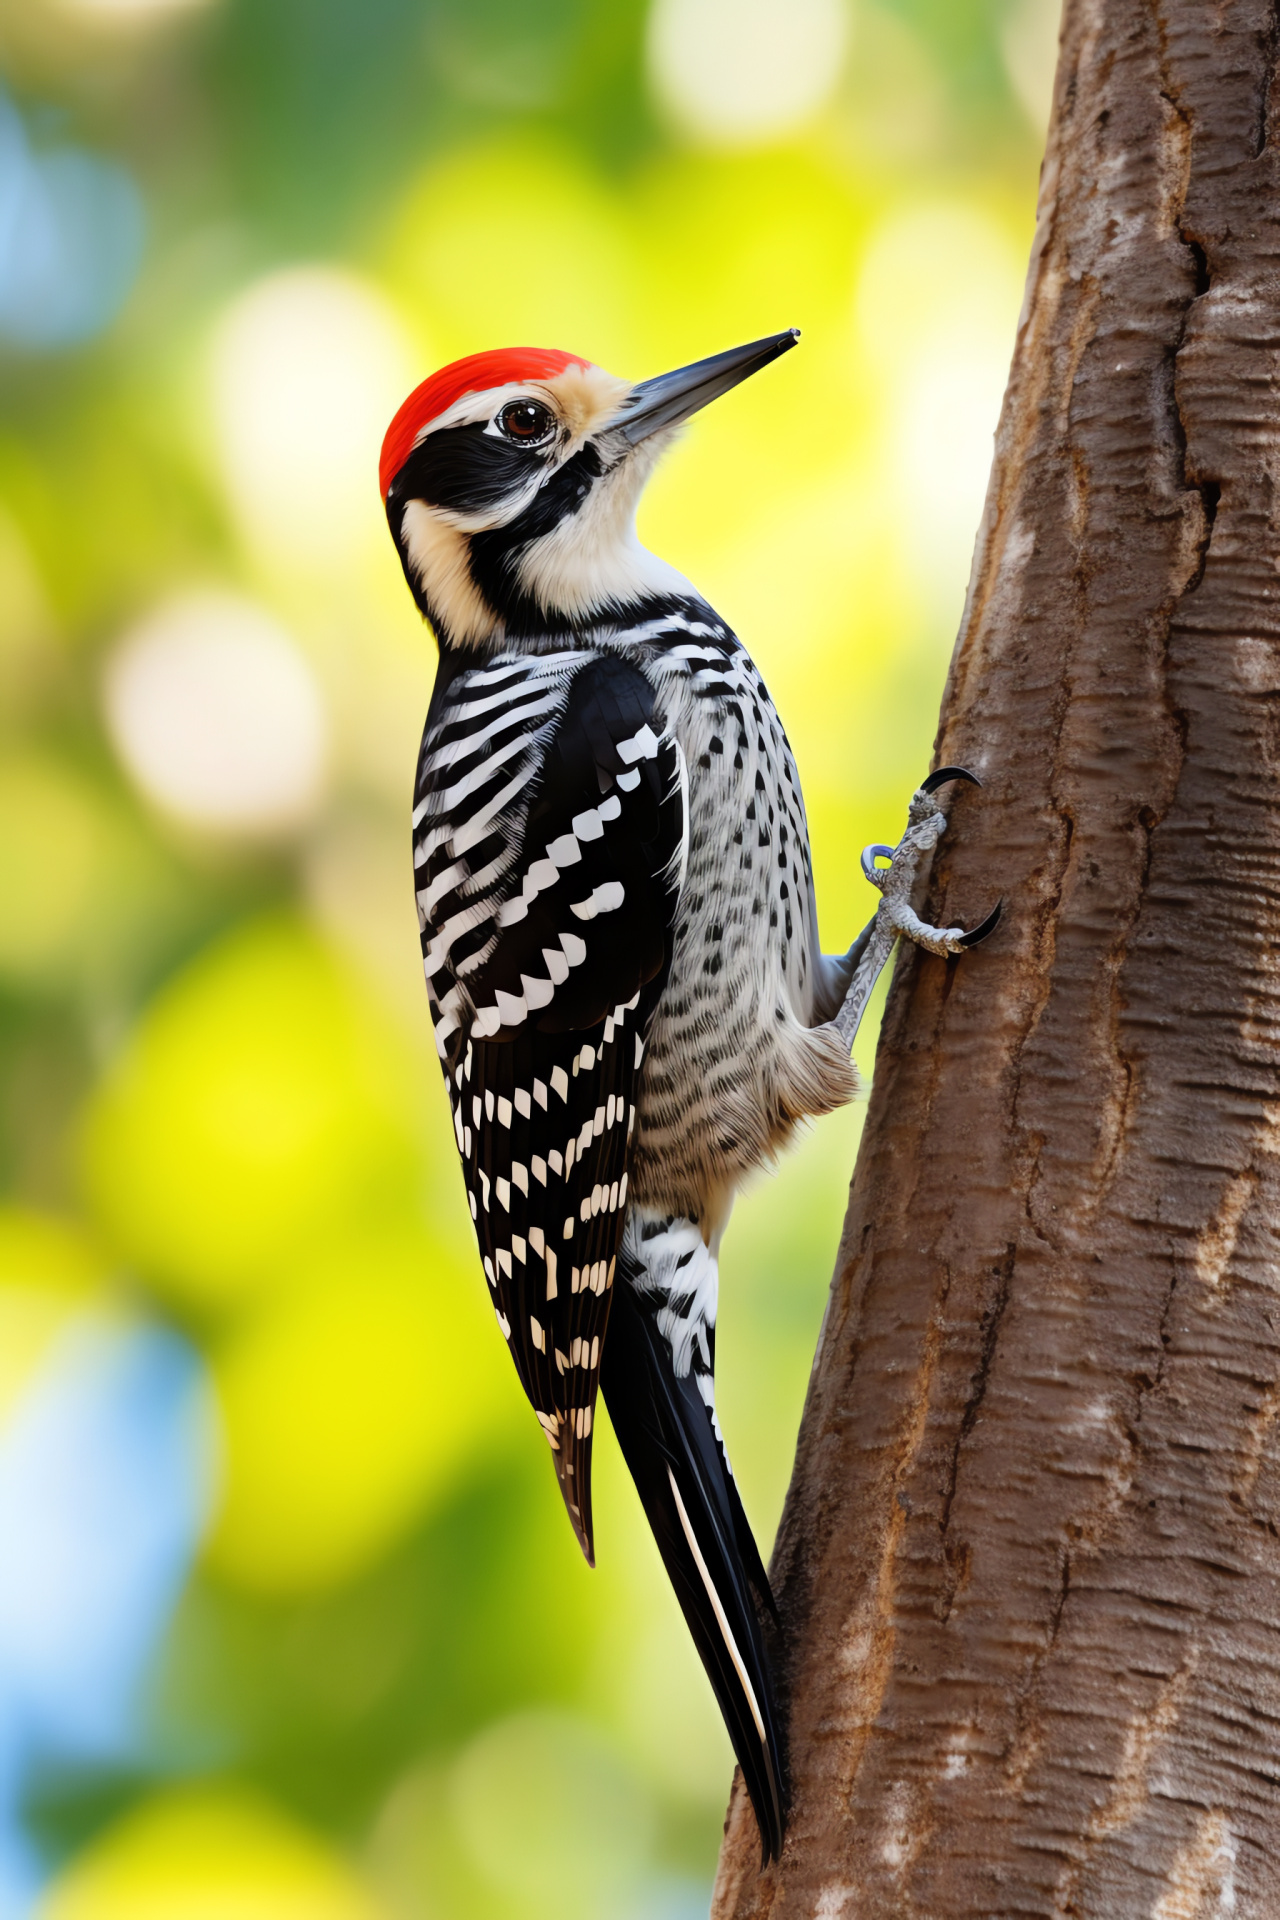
[380,330,799,649]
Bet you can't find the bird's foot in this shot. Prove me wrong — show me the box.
[860,767,1002,956]
[833,767,1000,1048]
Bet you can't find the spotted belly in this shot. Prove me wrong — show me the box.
[626,638,858,1224]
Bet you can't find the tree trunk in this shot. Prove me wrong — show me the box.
[712,2,1280,1913]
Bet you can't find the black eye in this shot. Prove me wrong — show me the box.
[497,400,555,444]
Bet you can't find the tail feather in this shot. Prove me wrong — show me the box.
[699,1372,778,1623]
[601,1266,786,1864]
[552,1424,596,1567]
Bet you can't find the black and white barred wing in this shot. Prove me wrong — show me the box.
[414,651,686,1562]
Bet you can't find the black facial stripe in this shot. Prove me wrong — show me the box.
[500,440,606,542]
[387,425,622,640]
[393,420,549,518]
[468,442,608,620]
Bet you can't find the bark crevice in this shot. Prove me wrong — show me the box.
[1253,0,1279,154]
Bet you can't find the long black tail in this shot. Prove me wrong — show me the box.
[601,1254,786,1863]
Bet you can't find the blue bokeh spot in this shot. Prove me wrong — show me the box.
[0,92,145,351]
[0,1313,213,1916]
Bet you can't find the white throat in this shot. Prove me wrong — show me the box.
[514,454,695,622]
[401,444,696,646]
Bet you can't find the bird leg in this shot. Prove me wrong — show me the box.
[831,767,1001,1051]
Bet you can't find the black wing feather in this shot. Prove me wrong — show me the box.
[415,650,684,1560]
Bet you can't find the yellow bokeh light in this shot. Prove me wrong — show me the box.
[0,748,184,1000]
[386,137,640,371]
[0,1208,102,1427]
[851,200,1028,599]
[80,917,429,1313]
[451,1709,654,1911]
[37,1787,391,1920]
[0,753,110,987]
[853,200,1027,369]
[206,1226,509,1593]
[0,509,59,721]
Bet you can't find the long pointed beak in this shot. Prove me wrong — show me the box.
[611,328,801,445]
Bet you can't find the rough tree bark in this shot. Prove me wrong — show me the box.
[713,1,1280,1914]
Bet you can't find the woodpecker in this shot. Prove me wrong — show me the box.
[381,332,997,1862]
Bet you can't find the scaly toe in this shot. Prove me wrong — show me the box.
[860,843,896,887]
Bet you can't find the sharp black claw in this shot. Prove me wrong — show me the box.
[921,764,982,795]
[861,842,896,883]
[957,899,1003,948]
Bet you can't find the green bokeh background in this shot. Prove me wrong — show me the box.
[0,0,1055,1909]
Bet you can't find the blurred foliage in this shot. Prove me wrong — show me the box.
[40,1787,388,1920]
[0,0,1056,1911]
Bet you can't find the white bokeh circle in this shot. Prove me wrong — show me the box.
[105,591,327,835]
[1002,0,1063,135]
[854,203,1026,594]
[646,0,850,148]
[54,0,212,21]
[210,267,414,570]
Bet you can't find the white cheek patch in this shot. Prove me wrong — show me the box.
[399,501,497,645]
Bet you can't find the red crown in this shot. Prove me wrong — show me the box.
[379,347,592,498]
